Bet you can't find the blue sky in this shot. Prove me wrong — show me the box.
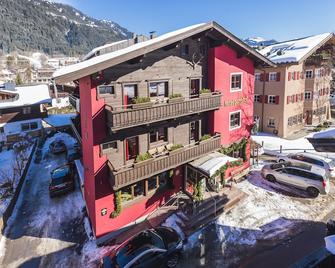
[55,0,335,41]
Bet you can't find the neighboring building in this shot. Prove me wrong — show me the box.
[53,21,273,241]
[254,33,335,138]
[32,67,56,84]
[0,83,51,143]
[0,69,15,83]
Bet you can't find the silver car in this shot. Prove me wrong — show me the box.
[261,162,330,197]
[277,152,335,178]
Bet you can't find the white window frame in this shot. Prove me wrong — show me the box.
[229,110,241,130]
[305,70,313,79]
[230,73,243,92]
[269,72,277,81]
[22,107,31,114]
[255,73,261,81]
[268,95,276,104]
[267,118,275,128]
[254,94,261,103]
[315,68,321,78]
[305,91,312,100]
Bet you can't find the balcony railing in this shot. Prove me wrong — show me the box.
[70,118,82,145]
[109,134,221,190]
[105,92,222,131]
[69,94,80,112]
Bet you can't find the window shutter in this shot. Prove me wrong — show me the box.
[297,71,300,80]
[295,94,298,102]
[293,71,297,80]
[301,93,304,101]
[288,72,291,81]
[275,96,279,104]
[264,95,268,103]
[276,72,281,81]
[287,96,290,104]
[265,73,269,81]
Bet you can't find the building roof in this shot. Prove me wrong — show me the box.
[82,40,128,61]
[0,84,51,109]
[259,33,334,64]
[53,21,275,84]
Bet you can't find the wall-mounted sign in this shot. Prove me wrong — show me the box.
[224,97,249,107]
[101,208,107,216]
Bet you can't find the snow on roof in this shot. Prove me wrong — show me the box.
[0,84,51,108]
[259,33,332,64]
[53,23,206,80]
[43,113,75,127]
[312,128,335,139]
[82,39,128,60]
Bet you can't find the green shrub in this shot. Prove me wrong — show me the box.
[200,88,211,94]
[169,93,183,99]
[200,134,212,141]
[110,191,122,218]
[169,144,183,151]
[135,152,152,162]
[132,96,151,104]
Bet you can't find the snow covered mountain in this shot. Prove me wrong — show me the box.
[244,37,278,48]
[0,0,132,55]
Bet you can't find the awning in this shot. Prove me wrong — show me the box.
[189,152,238,177]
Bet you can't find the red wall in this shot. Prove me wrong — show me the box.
[208,45,254,146]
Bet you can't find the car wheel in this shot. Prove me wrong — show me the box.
[166,252,179,268]
[266,174,276,183]
[307,187,319,198]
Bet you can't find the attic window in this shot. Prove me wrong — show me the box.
[181,44,189,56]
[98,85,115,95]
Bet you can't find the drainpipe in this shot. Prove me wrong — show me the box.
[260,69,266,132]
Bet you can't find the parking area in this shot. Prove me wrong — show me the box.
[0,132,88,268]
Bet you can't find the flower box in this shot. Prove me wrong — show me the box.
[133,157,154,167]
[168,97,185,104]
[132,102,153,109]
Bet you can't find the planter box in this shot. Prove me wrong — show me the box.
[168,147,184,155]
[168,97,185,104]
[200,93,212,98]
[132,102,153,109]
[133,157,154,167]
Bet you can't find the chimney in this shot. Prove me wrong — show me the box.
[149,31,157,39]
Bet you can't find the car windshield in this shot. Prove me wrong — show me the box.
[51,166,70,185]
[115,230,164,267]
[327,159,335,167]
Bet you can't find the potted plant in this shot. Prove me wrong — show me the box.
[168,93,185,104]
[199,88,212,98]
[200,134,212,143]
[131,97,153,109]
[134,152,154,167]
[167,144,184,155]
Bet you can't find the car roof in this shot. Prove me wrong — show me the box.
[295,152,331,162]
[271,162,326,175]
[51,165,71,177]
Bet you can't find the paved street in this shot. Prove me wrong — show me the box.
[0,133,87,268]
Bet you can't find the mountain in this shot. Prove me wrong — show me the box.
[0,0,133,56]
[244,37,277,48]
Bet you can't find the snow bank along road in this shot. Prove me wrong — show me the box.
[0,133,87,268]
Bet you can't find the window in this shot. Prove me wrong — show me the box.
[255,73,261,81]
[125,136,139,161]
[0,126,4,134]
[229,111,241,130]
[230,73,242,91]
[199,45,206,55]
[291,72,295,80]
[269,72,277,81]
[149,81,168,98]
[22,107,31,114]
[181,44,189,55]
[268,95,276,104]
[268,118,275,128]
[288,117,293,126]
[190,121,199,142]
[315,69,321,78]
[120,181,145,203]
[254,94,261,103]
[21,121,38,131]
[148,172,168,192]
[290,95,295,103]
[305,91,312,100]
[102,141,117,151]
[305,70,313,79]
[98,85,115,95]
[149,127,167,143]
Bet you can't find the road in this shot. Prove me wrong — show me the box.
[0,133,87,268]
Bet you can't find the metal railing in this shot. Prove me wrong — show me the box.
[69,94,80,112]
[106,92,222,131]
[109,134,221,190]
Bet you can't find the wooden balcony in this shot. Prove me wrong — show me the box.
[109,134,221,190]
[106,92,222,131]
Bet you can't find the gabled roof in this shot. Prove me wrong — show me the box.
[0,84,51,109]
[53,21,275,84]
[259,33,334,64]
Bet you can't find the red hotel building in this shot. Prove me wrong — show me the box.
[53,21,274,241]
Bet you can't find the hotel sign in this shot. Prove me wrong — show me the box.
[224,97,249,107]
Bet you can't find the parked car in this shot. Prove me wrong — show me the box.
[261,162,330,197]
[277,152,335,178]
[49,164,75,197]
[49,139,67,154]
[66,149,81,163]
[100,227,182,268]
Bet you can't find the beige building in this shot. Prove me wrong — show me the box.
[254,33,335,138]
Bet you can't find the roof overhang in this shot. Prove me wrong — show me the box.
[53,21,275,84]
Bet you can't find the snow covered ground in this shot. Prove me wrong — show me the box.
[43,113,76,127]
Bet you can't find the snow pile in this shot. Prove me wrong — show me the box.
[259,33,332,63]
[162,213,186,240]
